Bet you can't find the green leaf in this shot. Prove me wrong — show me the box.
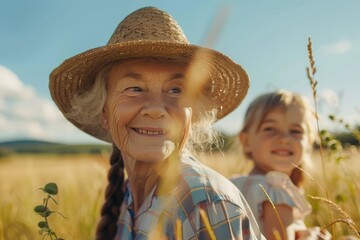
[34,205,47,213]
[328,114,335,121]
[40,210,52,218]
[330,142,339,150]
[38,221,48,229]
[320,129,327,135]
[44,183,58,195]
[335,194,346,203]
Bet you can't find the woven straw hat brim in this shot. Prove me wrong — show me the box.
[50,40,249,142]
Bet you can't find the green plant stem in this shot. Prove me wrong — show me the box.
[43,194,58,240]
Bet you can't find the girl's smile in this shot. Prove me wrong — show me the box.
[271,149,293,156]
[241,106,310,176]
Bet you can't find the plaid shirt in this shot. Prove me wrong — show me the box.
[114,153,263,240]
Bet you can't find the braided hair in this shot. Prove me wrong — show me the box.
[96,145,124,239]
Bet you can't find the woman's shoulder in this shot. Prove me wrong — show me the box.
[176,153,245,206]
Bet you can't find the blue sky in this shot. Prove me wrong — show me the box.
[1,0,359,143]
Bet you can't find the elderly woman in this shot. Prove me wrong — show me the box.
[49,7,263,240]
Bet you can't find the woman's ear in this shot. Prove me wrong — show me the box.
[101,110,109,129]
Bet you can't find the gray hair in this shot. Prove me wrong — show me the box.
[66,59,220,152]
[65,64,112,141]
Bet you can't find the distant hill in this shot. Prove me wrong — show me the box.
[0,139,111,156]
[0,140,61,147]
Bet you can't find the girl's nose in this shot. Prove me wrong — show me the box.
[141,94,166,119]
[278,132,291,143]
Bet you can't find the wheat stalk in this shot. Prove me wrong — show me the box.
[259,184,286,240]
[305,37,336,234]
[308,195,360,238]
[199,208,216,240]
[306,37,328,184]
[175,218,182,240]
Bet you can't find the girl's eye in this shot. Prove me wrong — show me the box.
[262,126,275,132]
[259,124,278,135]
[290,129,304,137]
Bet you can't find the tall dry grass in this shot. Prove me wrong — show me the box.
[0,154,109,240]
[304,147,360,237]
[199,147,360,238]
[0,147,359,239]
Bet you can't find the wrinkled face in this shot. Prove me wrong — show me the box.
[241,106,310,175]
[102,60,193,163]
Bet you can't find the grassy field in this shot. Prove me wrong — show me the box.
[0,148,359,239]
[0,154,109,240]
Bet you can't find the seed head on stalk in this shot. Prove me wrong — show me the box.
[306,37,318,100]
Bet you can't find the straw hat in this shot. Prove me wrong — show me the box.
[49,6,249,142]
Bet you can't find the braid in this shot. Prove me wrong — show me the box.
[96,144,125,240]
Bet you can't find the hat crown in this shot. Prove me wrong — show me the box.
[50,6,249,143]
[108,7,189,45]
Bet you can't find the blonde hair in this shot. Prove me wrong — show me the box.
[241,89,316,186]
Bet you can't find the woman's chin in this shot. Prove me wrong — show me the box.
[132,142,177,163]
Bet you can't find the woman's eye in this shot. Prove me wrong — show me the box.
[126,86,142,92]
[167,86,182,95]
[122,86,143,96]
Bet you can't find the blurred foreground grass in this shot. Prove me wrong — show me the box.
[0,148,359,239]
[0,154,108,240]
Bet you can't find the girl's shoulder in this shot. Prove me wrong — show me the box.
[231,171,298,193]
[231,173,267,188]
[231,171,312,218]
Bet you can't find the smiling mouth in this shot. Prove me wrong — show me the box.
[132,128,165,136]
[271,150,293,156]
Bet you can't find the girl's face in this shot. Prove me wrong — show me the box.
[240,105,310,176]
[102,60,193,163]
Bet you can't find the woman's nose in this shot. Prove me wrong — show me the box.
[141,94,166,119]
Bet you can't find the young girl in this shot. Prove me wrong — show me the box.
[231,89,330,240]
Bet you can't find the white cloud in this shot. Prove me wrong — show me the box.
[310,89,340,127]
[0,65,101,143]
[320,40,352,55]
[318,89,340,108]
[0,65,35,100]
[0,115,6,128]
